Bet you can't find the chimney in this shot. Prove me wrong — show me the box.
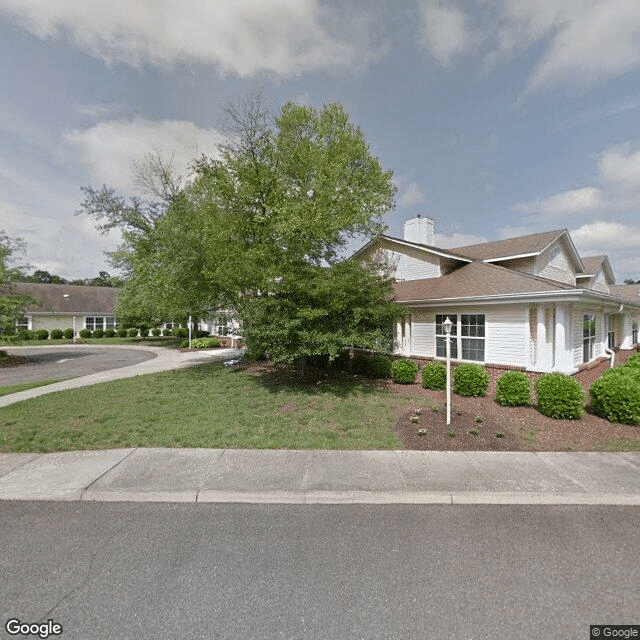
[403,215,434,245]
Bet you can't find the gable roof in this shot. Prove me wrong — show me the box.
[393,260,640,308]
[393,260,577,302]
[609,284,640,305]
[450,228,585,274]
[353,234,472,264]
[577,255,615,283]
[13,282,119,314]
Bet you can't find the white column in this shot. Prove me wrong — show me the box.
[536,305,547,371]
[404,316,412,355]
[394,321,402,354]
[554,304,573,372]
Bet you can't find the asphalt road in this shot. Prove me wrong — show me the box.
[1,502,638,640]
[0,347,156,385]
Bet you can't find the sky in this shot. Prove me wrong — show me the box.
[1,0,640,282]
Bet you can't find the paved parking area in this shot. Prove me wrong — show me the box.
[1,346,156,385]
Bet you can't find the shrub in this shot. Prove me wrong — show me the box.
[138,324,149,338]
[174,327,189,338]
[421,361,446,390]
[126,328,138,337]
[93,328,104,338]
[49,328,64,340]
[352,353,392,378]
[391,358,418,384]
[116,327,128,337]
[63,328,74,340]
[190,337,221,349]
[623,352,640,368]
[104,328,116,338]
[17,329,34,341]
[330,351,352,371]
[194,329,209,338]
[535,373,584,420]
[453,363,488,397]
[590,367,640,425]
[162,328,173,336]
[495,371,532,406]
[180,340,189,348]
[35,329,49,340]
[79,329,91,338]
[151,328,161,337]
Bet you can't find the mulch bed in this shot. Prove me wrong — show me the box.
[0,355,27,368]
[240,361,640,452]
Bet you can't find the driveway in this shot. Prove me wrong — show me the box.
[1,346,157,385]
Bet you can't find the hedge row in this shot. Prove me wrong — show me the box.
[14,327,210,340]
[589,356,640,425]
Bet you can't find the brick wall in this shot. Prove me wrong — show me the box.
[573,347,639,392]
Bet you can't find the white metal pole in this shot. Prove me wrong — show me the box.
[446,332,451,426]
[73,316,76,343]
[188,315,192,348]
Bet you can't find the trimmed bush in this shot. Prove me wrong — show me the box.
[190,337,221,349]
[495,371,532,407]
[63,328,74,340]
[535,373,584,419]
[623,352,640,368]
[104,328,116,338]
[162,328,173,336]
[392,358,418,384]
[35,329,49,340]
[194,329,209,338]
[126,328,138,337]
[116,327,128,337]
[138,324,149,338]
[78,329,91,338]
[50,328,64,340]
[174,327,189,338]
[151,328,161,337]
[352,353,392,378]
[421,361,447,390]
[17,329,34,341]
[93,328,104,338]
[590,367,640,425]
[452,363,488,397]
[180,340,190,348]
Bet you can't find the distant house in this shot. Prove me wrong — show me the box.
[13,282,119,333]
[355,216,640,382]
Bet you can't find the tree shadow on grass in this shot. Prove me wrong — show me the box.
[243,361,388,400]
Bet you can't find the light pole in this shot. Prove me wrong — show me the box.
[443,316,452,427]
[63,294,76,344]
[188,315,192,348]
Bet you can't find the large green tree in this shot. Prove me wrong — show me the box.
[80,96,403,359]
[0,231,36,333]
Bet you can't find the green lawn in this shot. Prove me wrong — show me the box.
[0,377,73,397]
[0,363,414,452]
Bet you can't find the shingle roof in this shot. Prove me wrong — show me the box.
[393,261,576,302]
[609,284,640,305]
[578,255,608,276]
[13,282,119,314]
[450,229,566,261]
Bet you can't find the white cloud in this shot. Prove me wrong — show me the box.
[597,145,640,192]
[419,1,472,65]
[0,0,380,77]
[513,187,605,218]
[398,181,426,207]
[63,117,224,191]
[571,220,640,253]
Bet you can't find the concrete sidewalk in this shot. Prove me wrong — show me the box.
[0,345,244,407]
[0,448,638,505]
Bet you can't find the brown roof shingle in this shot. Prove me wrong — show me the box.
[13,282,119,314]
[450,229,566,261]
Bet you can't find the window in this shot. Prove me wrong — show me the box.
[435,313,485,362]
[213,314,230,336]
[461,314,485,362]
[16,316,29,330]
[436,314,457,358]
[85,316,117,330]
[606,316,616,350]
[583,314,596,363]
[633,323,638,345]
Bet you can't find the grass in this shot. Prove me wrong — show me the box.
[0,363,413,453]
[601,438,640,451]
[0,377,73,397]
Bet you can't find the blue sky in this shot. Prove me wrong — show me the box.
[1,0,640,281]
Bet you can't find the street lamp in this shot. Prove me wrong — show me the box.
[63,294,76,344]
[443,316,453,427]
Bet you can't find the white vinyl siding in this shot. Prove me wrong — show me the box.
[591,269,609,293]
[494,257,536,275]
[406,305,529,367]
[368,241,441,281]
[571,306,604,366]
[535,243,575,285]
